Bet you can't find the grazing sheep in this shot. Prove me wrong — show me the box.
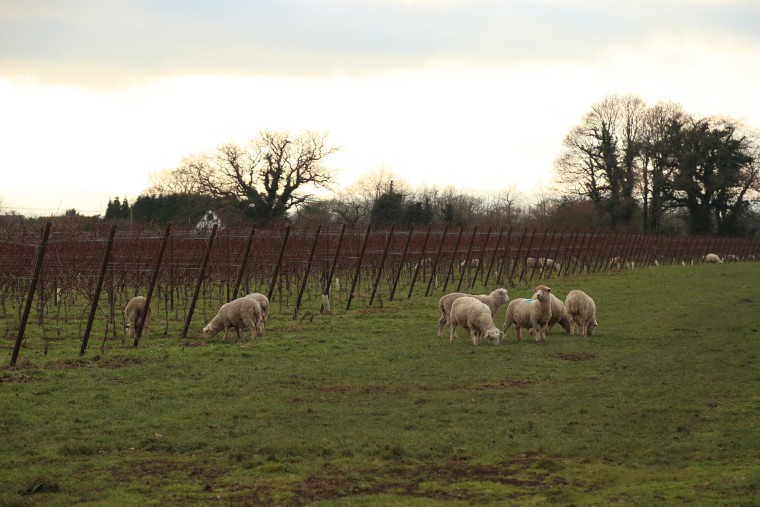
[203,297,263,342]
[245,292,270,327]
[705,253,723,264]
[526,257,560,276]
[459,258,480,270]
[437,288,509,337]
[542,258,561,274]
[124,296,151,340]
[449,296,501,345]
[547,293,572,334]
[564,290,598,337]
[502,285,553,342]
[724,254,740,263]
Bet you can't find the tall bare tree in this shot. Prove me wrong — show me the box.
[148,130,337,224]
[555,94,645,229]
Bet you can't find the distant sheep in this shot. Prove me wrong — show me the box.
[124,296,151,341]
[565,290,598,337]
[245,293,270,328]
[542,258,561,273]
[438,288,509,337]
[203,297,263,342]
[526,257,560,276]
[502,285,553,342]
[449,296,501,345]
[724,254,740,263]
[705,253,723,265]
[459,258,480,270]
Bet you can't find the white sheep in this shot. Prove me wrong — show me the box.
[437,288,509,337]
[724,254,740,263]
[526,257,560,276]
[542,258,561,274]
[502,285,553,342]
[244,292,270,327]
[203,297,263,342]
[564,289,598,337]
[124,296,151,340]
[459,258,480,270]
[547,293,572,334]
[449,296,501,345]
[705,253,723,264]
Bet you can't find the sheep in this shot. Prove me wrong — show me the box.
[564,289,598,337]
[526,257,560,276]
[203,297,263,342]
[705,253,723,264]
[724,254,740,263]
[547,293,572,334]
[459,258,480,270]
[542,258,561,274]
[528,292,571,337]
[502,285,553,342]
[449,296,501,345]
[437,288,509,337]
[244,292,270,327]
[124,296,151,341]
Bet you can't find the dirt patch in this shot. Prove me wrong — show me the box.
[555,352,597,361]
[283,456,565,505]
[480,380,535,390]
[0,371,42,383]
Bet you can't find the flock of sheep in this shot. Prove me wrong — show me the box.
[123,282,597,347]
[439,286,598,346]
[122,251,743,345]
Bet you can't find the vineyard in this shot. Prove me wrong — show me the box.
[2,218,759,366]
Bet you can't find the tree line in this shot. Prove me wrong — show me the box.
[97,95,760,236]
[554,95,759,235]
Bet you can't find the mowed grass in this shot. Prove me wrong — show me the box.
[2,263,760,505]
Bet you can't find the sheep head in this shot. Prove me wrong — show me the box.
[202,323,220,338]
[484,328,501,345]
[532,285,551,301]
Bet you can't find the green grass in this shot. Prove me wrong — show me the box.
[2,263,760,505]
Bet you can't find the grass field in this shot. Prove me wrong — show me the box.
[2,263,760,506]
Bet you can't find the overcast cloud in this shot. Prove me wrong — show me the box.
[1,0,759,215]
[4,1,759,83]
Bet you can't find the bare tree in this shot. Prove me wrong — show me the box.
[148,130,338,224]
[555,94,646,229]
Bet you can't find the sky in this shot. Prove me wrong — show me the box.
[1,0,759,217]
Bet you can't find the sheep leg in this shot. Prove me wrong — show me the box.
[470,329,479,346]
[501,319,512,337]
[449,322,458,343]
[243,315,257,341]
[515,326,523,341]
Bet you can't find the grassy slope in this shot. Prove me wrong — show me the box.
[1,263,760,506]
